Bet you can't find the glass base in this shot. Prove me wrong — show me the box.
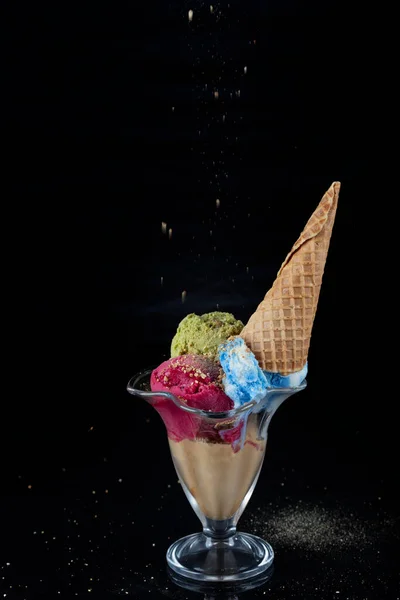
[166,531,274,583]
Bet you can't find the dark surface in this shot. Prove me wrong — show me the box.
[3,2,396,599]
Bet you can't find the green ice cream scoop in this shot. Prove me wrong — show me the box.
[171,311,244,360]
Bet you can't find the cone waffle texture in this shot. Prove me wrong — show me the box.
[240,181,340,375]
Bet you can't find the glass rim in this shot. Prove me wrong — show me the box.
[127,368,307,419]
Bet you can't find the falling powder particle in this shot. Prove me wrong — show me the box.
[210,230,212,236]
[168,228,172,240]
[160,277,163,286]
[236,89,241,97]
[171,106,175,112]
[216,198,220,208]
[214,90,219,100]
[161,222,167,234]
[181,291,187,303]
[27,485,32,490]
[210,5,214,13]
[244,66,247,74]
[222,114,226,123]
[188,9,193,22]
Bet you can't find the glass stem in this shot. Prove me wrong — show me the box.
[203,517,237,542]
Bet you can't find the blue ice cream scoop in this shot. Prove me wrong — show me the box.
[218,336,308,407]
[218,337,268,406]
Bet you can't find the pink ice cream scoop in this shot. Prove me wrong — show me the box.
[150,355,236,442]
[151,355,233,411]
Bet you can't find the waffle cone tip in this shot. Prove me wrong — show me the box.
[241,181,340,375]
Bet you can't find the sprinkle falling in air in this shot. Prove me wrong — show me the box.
[210,5,214,13]
[181,290,187,303]
[168,228,172,240]
[216,198,220,208]
[161,222,167,234]
[244,66,247,74]
[188,9,193,22]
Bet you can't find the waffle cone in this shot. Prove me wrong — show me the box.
[240,181,340,375]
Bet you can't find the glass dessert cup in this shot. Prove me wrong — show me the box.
[127,369,306,583]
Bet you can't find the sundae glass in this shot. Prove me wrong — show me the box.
[127,369,306,582]
[127,182,339,582]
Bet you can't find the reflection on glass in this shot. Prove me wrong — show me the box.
[168,563,274,598]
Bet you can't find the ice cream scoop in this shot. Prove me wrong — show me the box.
[218,336,308,407]
[150,354,235,442]
[171,311,243,360]
[218,336,268,407]
[151,354,233,412]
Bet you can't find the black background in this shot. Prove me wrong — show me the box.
[3,1,396,599]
